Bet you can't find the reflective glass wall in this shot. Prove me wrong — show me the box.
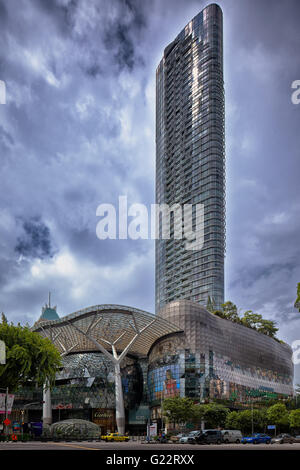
[149,301,294,411]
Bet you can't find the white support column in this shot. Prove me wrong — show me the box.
[42,380,52,426]
[114,362,125,435]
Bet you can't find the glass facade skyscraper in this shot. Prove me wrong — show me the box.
[156,4,225,312]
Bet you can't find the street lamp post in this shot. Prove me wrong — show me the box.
[5,387,8,436]
[161,387,165,434]
[246,392,255,435]
[251,399,254,435]
[247,391,269,435]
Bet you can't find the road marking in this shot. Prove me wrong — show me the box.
[51,442,100,450]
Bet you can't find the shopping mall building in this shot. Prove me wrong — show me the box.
[12,300,293,434]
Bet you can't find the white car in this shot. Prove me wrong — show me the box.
[179,431,200,444]
[221,429,243,444]
[170,433,186,443]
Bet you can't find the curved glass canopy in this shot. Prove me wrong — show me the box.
[32,304,182,357]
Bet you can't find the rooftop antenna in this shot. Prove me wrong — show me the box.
[48,292,51,308]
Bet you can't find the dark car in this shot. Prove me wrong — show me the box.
[195,430,222,445]
[271,433,295,444]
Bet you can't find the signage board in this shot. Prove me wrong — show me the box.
[0,394,5,414]
[6,395,14,414]
[12,422,21,432]
[55,403,73,409]
[267,425,276,430]
[0,394,14,414]
[92,408,115,433]
[129,406,150,424]
[149,423,157,437]
[186,422,194,429]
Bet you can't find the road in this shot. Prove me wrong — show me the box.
[0,441,300,450]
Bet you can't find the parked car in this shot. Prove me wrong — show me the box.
[179,431,201,444]
[101,432,129,442]
[195,430,223,445]
[221,430,243,444]
[294,435,300,443]
[170,433,187,443]
[271,433,295,444]
[241,433,271,444]
[187,431,203,444]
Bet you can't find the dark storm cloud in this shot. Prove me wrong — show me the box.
[0,0,7,26]
[15,217,54,260]
[102,0,146,71]
[0,0,299,380]
[104,23,135,70]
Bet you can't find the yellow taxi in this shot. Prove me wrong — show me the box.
[101,432,130,442]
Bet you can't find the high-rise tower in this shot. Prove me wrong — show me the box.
[155,4,225,312]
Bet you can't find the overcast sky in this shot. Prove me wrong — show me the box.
[0,0,300,381]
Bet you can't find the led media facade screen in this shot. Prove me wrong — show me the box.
[148,364,180,402]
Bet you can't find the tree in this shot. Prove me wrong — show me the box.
[0,319,61,391]
[267,403,289,433]
[208,407,269,434]
[225,411,240,430]
[295,283,300,311]
[289,409,300,430]
[191,403,205,424]
[253,408,268,431]
[241,311,262,329]
[212,302,279,340]
[233,409,267,434]
[162,397,195,428]
[235,410,251,434]
[256,319,278,338]
[212,310,227,319]
[241,312,278,338]
[221,302,240,322]
[200,403,229,429]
